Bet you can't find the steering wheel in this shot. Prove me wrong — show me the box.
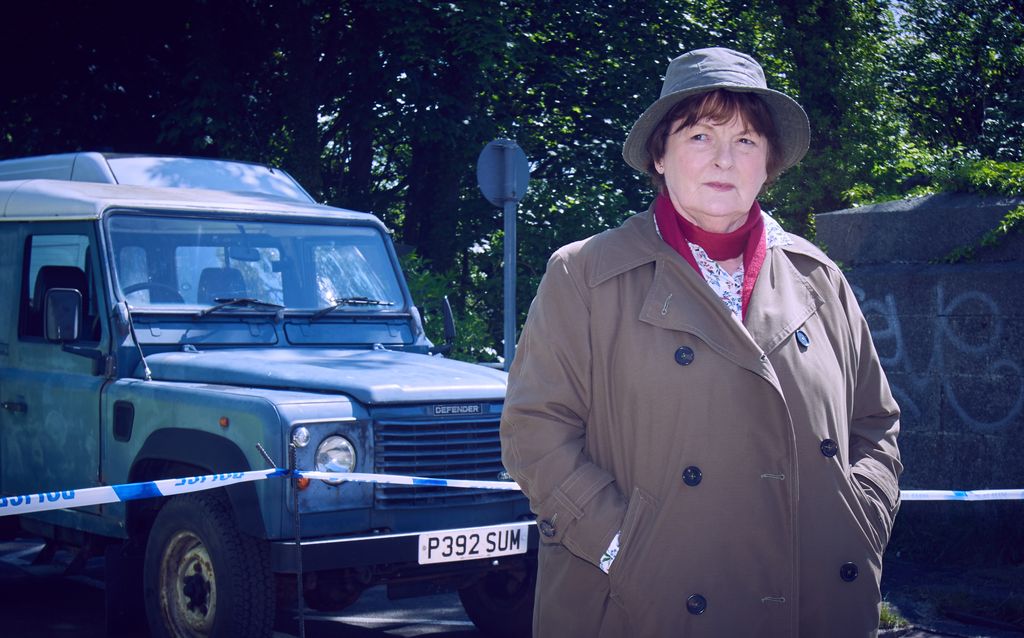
[121,282,185,303]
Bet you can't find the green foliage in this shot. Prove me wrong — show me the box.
[932,156,1024,265]
[890,0,1024,161]
[943,203,1024,263]
[3,0,1022,347]
[843,150,1024,205]
[400,252,500,364]
[758,0,904,231]
[878,601,910,630]
[949,160,1024,195]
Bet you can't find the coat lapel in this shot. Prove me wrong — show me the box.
[594,210,765,367]
[637,256,760,364]
[587,207,823,368]
[744,245,824,355]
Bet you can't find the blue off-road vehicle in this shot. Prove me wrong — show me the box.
[0,153,535,638]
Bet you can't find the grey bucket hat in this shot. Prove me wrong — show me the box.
[622,47,810,175]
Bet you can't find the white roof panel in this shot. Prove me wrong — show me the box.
[0,179,374,224]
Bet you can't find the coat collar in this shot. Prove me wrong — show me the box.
[587,206,666,287]
[588,207,824,358]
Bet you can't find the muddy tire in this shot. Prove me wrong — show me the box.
[458,558,536,638]
[143,492,274,638]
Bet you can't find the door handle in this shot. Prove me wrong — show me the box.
[1,401,27,413]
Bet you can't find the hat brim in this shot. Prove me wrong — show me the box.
[622,85,810,176]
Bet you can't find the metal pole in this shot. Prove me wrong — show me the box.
[502,143,517,370]
[503,198,516,370]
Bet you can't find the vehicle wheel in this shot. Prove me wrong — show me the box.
[458,558,536,638]
[143,492,274,638]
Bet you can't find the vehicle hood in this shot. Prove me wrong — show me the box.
[142,347,507,404]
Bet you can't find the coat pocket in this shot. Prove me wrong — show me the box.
[845,470,889,556]
[606,486,658,611]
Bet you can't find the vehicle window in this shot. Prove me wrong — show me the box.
[175,245,283,305]
[118,245,151,304]
[19,234,100,340]
[314,242,397,306]
[106,214,403,311]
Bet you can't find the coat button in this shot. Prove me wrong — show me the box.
[674,346,695,366]
[682,466,702,487]
[538,519,556,537]
[795,329,810,348]
[820,439,839,458]
[840,562,859,582]
[686,594,707,615]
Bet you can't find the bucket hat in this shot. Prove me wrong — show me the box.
[623,47,810,175]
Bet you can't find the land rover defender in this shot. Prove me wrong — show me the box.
[0,153,535,637]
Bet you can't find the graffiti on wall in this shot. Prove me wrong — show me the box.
[855,282,1023,430]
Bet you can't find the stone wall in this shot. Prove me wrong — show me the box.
[815,193,1024,563]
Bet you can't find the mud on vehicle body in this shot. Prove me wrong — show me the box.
[0,153,536,638]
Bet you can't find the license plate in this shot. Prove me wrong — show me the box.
[418,523,529,565]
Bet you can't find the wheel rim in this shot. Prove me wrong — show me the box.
[159,530,218,637]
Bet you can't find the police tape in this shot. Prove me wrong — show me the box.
[1,468,1022,518]
[0,469,288,517]
[900,489,1024,502]
[0,468,521,518]
[297,471,522,490]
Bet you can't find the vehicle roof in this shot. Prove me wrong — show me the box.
[0,152,315,203]
[0,179,380,225]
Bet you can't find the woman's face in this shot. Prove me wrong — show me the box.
[657,114,768,233]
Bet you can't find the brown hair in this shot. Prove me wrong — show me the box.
[644,89,782,193]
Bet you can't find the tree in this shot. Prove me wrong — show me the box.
[2,0,1019,356]
[760,0,903,230]
[891,0,1024,161]
[1,3,185,155]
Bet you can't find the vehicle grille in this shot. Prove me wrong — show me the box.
[374,416,522,509]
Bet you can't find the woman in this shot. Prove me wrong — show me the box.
[500,47,902,637]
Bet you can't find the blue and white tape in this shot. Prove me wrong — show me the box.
[297,471,522,490]
[900,489,1024,502]
[0,469,287,517]
[1,469,1021,518]
[0,469,520,518]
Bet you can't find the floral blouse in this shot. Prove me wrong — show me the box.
[688,213,791,318]
[598,211,792,574]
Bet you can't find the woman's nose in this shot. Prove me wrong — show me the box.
[713,142,734,168]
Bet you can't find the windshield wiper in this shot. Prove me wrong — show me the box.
[310,296,395,320]
[197,297,286,319]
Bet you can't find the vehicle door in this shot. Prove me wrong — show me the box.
[0,221,109,516]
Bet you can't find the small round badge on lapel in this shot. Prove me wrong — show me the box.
[674,346,695,366]
[795,329,810,349]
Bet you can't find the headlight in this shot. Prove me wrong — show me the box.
[291,426,311,448]
[315,435,356,485]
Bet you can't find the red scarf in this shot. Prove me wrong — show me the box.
[654,193,767,319]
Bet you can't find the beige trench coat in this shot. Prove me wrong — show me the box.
[500,208,901,637]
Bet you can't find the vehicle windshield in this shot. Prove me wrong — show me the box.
[106,213,405,312]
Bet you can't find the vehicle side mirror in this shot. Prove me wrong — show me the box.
[429,296,457,356]
[441,296,457,347]
[44,288,82,343]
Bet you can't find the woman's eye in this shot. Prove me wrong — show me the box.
[690,133,708,141]
[739,137,757,145]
